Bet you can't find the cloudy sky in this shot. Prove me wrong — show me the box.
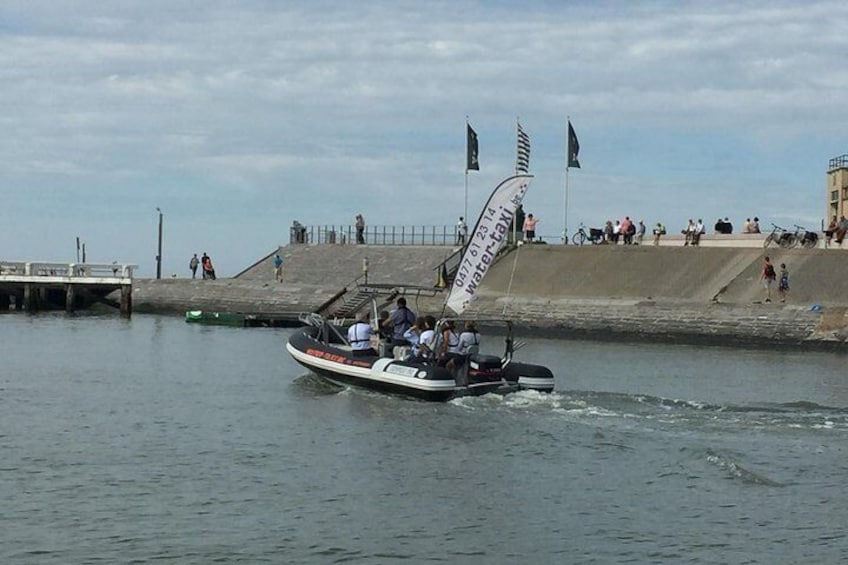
[1,0,846,276]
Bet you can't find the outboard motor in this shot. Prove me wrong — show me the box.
[467,354,504,383]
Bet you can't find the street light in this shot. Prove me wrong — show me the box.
[156,207,163,280]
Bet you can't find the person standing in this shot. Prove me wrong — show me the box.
[382,297,416,347]
[761,256,776,303]
[202,253,216,280]
[456,216,468,245]
[355,214,365,244]
[523,213,538,242]
[274,254,284,282]
[636,221,646,245]
[778,263,790,303]
[189,253,199,279]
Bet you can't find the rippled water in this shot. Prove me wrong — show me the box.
[1,313,847,563]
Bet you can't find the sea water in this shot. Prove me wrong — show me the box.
[1,313,846,564]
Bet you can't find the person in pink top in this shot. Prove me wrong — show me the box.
[620,217,633,245]
[523,213,539,242]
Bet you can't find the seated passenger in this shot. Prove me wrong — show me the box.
[402,316,426,359]
[458,321,480,355]
[347,312,376,357]
[436,320,463,368]
[415,316,437,362]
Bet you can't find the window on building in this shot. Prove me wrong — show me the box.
[832,190,839,202]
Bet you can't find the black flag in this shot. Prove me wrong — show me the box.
[466,124,479,171]
[568,121,580,169]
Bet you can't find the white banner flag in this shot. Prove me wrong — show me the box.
[446,174,532,315]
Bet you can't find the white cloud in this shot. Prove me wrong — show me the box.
[1,0,846,274]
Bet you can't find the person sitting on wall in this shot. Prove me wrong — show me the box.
[825,216,838,245]
[714,218,734,234]
[835,216,848,245]
[748,217,761,233]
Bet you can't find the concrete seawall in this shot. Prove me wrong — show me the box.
[131,243,848,347]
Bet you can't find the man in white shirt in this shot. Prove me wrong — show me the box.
[347,313,376,357]
[456,216,468,245]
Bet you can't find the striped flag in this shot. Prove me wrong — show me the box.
[516,121,530,173]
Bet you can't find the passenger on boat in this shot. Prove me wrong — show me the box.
[416,316,437,361]
[383,297,417,347]
[347,312,377,357]
[401,316,426,360]
[377,310,392,341]
[458,321,480,354]
[436,320,463,368]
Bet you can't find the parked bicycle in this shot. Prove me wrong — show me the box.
[791,224,819,248]
[572,223,604,246]
[763,223,794,249]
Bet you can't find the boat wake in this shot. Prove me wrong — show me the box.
[449,389,848,432]
[703,448,785,487]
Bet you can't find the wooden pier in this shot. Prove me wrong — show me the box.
[0,261,138,316]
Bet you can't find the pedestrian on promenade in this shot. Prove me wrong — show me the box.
[761,256,776,302]
[355,214,365,244]
[636,221,646,245]
[523,213,538,242]
[189,254,199,279]
[456,216,468,245]
[274,253,284,282]
[778,263,789,303]
[202,253,217,280]
[652,222,666,245]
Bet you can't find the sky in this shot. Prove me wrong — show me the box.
[1,0,847,277]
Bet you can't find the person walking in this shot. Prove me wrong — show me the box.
[761,256,776,302]
[778,263,790,303]
[189,253,199,279]
[274,253,284,282]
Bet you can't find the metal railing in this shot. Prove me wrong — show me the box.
[289,225,470,246]
[0,261,137,279]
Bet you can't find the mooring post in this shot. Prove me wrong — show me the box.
[23,283,36,311]
[120,284,132,318]
[65,284,75,313]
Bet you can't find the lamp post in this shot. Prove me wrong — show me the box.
[156,207,163,280]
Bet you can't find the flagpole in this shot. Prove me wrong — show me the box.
[464,169,468,223]
[564,118,571,244]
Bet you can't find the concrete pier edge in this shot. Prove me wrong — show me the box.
[129,243,848,349]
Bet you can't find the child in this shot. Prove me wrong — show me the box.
[778,263,789,303]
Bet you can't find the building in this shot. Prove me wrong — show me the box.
[827,154,848,222]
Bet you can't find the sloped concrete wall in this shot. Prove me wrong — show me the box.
[236,244,454,288]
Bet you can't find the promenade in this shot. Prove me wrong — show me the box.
[128,239,848,347]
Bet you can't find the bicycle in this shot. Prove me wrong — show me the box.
[791,224,819,248]
[572,223,603,246]
[763,223,794,249]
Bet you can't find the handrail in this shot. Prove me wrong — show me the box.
[290,224,466,246]
[0,261,137,278]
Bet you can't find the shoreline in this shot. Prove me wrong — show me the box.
[121,244,848,350]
